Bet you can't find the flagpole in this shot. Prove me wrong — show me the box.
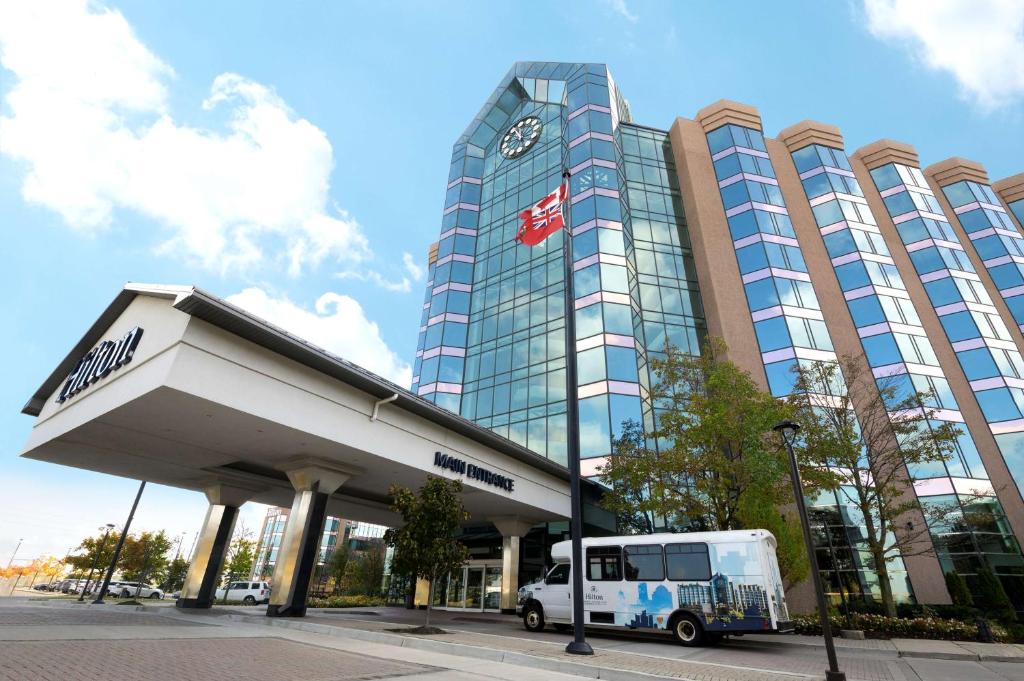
[560,168,593,656]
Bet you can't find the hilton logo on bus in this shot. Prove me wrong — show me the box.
[433,451,515,492]
[57,327,144,404]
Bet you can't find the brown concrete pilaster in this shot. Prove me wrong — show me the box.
[768,130,948,604]
[923,159,1024,354]
[850,143,1024,542]
[667,116,765,387]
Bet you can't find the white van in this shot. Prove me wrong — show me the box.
[517,530,793,646]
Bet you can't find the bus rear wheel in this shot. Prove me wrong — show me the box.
[671,613,704,647]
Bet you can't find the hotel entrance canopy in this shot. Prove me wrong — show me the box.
[21,283,573,526]
[20,284,577,615]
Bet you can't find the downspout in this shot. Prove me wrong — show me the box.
[370,393,399,421]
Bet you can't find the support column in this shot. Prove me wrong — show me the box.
[266,458,360,618]
[491,516,537,614]
[176,483,260,609]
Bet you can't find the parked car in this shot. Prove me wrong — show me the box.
[32,583,50,591]
[214,581,271,604]
[109,582,164,599]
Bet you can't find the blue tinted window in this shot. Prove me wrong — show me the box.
[973,235,1008,260]
[728,211,758,239]
[883,192,916,216]
[923,278,961,306]
[1004,296,1024,325]
[791,147,820,174]
[977,388,1023,422]
[736,243,769,274]
[943,181,974,208]
[959,209,993,233]
[848,296,886,326]
[765,360,797,396]
[835,262,870,290]
[706,127,733,155]
[939,311,980,342]
[870,165,902,191]
[862,333,902,366]
[909,247,946,274]
[958,348,999,380]
[823,230,857,258]
[896,218,929,244]
[744,278,779,310]
[989,263,1024,289]
[754,316,791,351]
[994,432,1024,494]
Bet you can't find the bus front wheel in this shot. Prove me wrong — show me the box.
[671,613,705,647]
[523,604,545,632]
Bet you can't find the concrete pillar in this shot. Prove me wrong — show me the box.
[490,516,537,614]
[266,458,360,618]
[176,483,261,609]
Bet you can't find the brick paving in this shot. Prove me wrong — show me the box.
[0,606,202,627]
[0,638,433,681]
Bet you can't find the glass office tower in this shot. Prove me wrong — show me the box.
[413,62,1024,609]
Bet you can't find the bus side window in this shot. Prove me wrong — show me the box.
[546,564,570,585]
[586,546,622,581]
[624,544,664,581]
[665,543,711,581]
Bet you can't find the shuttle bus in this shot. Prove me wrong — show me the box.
[517,529,793,646]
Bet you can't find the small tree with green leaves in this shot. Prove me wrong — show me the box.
[119,531,172,584]
[67,530,122,575]
[385,476,469,630]
[347,541,387,597]
[327,544,351,595]
[789,355,959,617]
[223,531,256,587]
[598,339,810,587]
[976,567,1016,622]
[163,556,189,592]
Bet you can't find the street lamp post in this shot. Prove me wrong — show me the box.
[93,480,146,605]
[78,524,115,602]
[774,421,846,681]
[6,538,23,568]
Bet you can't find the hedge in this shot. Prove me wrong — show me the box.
[307,594,387,608]
[792,613,1011,642]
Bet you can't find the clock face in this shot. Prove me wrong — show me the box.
[500,116,543,159]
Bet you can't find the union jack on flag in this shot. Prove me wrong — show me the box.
[516,182,568,247]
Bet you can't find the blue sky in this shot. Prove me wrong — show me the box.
[2,0,1023,562]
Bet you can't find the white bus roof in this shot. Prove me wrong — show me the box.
[550,529,776,562]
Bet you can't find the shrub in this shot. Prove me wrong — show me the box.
[975,568,1016,623]
[791,612,1014,642]
[944,571,973,607]
[307,594,386,609]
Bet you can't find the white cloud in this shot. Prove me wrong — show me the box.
[335,268,413,293]
[0,0,369,274]
[402,252,425,281]
[602,0,638,23]
[863,0,1024,109]
[227,287,412,387]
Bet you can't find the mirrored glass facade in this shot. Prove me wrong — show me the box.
[414,63,1024,608]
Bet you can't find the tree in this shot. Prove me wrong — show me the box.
[326,544,350,595]
[67,530,122,575]
[347,541,387,597]
[163,557,189,592]
[385,476,469,630]
[598,339,809,586]
[119,531,172,585]
[789,355,959,617]
[223,531,256,586]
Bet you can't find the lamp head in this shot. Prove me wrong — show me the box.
[772,421,801,434]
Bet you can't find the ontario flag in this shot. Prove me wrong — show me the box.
[516,182,568,247]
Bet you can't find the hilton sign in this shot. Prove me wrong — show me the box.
[57,327,144,403]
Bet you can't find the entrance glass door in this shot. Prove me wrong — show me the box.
[447,569,466,608]
[484,567,502,611]
[464,567,484,610]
